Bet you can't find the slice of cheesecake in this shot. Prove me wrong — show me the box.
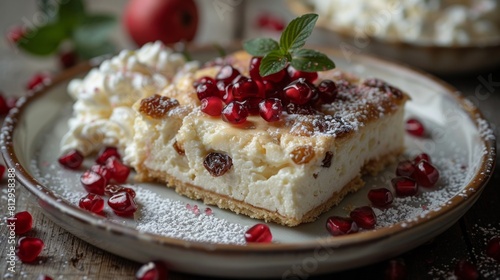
[126,51,408,226]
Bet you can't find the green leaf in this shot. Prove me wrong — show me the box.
[17,23,67,56]
[73,14,116,47]
[37,0,57,23]
[75,40,115,60]
[259,50,288,77]
[243,38,279,57]
[291,49,335,72]
[57,0,86,32]
[279,14,318,53]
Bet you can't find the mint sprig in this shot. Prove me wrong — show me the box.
[243,14,335,77]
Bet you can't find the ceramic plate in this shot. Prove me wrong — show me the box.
[1,46,496,278]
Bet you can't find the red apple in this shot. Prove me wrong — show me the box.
[124,0,199,46]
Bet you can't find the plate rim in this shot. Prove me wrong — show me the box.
[1,45,496,255]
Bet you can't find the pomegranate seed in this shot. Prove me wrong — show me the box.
[283,78,314,105]
[5,96,17,110]
[96,146,121,164]
[232,78,264,101]
[350,206,376,229]
[396,160,416,177]
[78,193,105,214]
[242,97,263,115]
[17,237,44,263]
[192,205,200,215]
[259,98,282,122]
[201,96,224,116]
[249,57,262,80]
[222,101,248,124]
[368,188,394,208]
[0,164,6,178]
[454,260,479,280]
[287,66,318,83]
[384,259,408,280]
[203,152,233,177]
[262,70,286,84]
[486,236,500,262]
[193,76,215,87]
[59,50,77,69]
[0,94,9,116]
[413,160,439,188]
[392,177,418,197]
[317,79,338,103]
[256,13,285,32]
[108,192,137,216]
[7,211,33,235]
[326,216,358,236]
[37,275,53,280]
[406,118,425,137]
[414,153,431,164]
[7,26,26,44]
[26,73,50,91]
[136,261,168,280]
[196,82,219,101]
[222,83,234,103]
[105,157,131,183]
[80,170,106,195]
[58,149,84,169]
[90,164,112,181]
[205,207,213,215]
[216,65,240,84]
[104,184,136,198]
[245,224,272,243]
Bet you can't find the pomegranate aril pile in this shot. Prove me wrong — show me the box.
[195,56,341,124]
[136,261,168,280]
[58,149,84,169]
[244,223,272,243]
[17,237,44,263]
[7,211,33,235]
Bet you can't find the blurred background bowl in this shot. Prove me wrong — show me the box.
[287,0,500,76]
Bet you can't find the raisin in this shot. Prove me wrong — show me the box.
[203,152,233,177]
[322,151,333,167]
[173,141,185,156]
[290,146,315,164]
[139,94,179,119]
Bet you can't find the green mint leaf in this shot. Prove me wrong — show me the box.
[57,0,86,32]
[279,14,318,53]
[17,23,66,56]
[259,50,288,77]
[291,49,335,72]
[37,0,57,23]
[243,38,279,57]
[73,14,116,47]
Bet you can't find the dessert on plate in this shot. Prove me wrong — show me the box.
[61,14,408,226]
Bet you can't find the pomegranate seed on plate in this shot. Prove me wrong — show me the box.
[96,146,121,164]
[7,211,33,235]
[16,237,44,263]
[350,206,377,229]
[205,207,213,216]
[413,160,439,188]
[244,223,272,243]
[105,157,131,183]
[108,192,137,216]
[454,260,479,280]
[196,81,219,101]
[405,118,425,137]
[392,177,418,197]
[326,216,358,236]
[368,188,394,208]
[414,153,431,164]
[58,149,84,169]
[222,101,248,124]
[201,96,224,116]
[486,236,500,262]
[104,184,136,198]
[283,78,314,105]
[136,261,168,280]
[80,170,106,195]
[216,65,240,84]
[384,259,408,280]
[287,66,318,83]
[90,164,112,181]
[26,73,51,91]
[79,193,105,214]
[317,79,338,103]
[395,160,416,177]
[259,98,282,122]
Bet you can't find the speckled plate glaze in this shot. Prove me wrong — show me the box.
[1,46,496,278]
